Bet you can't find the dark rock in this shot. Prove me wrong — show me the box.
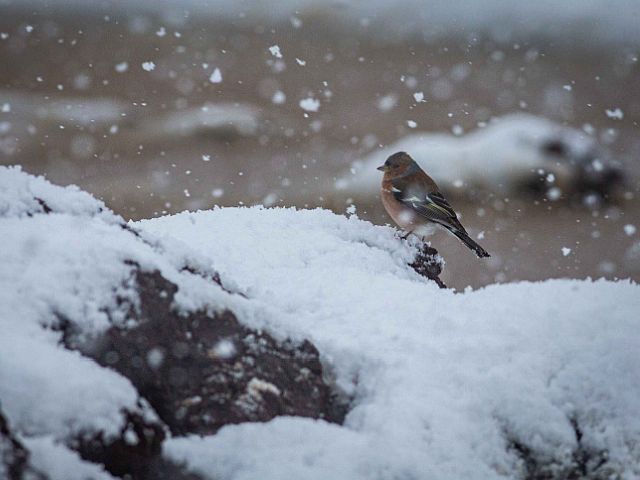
[5,168,348,478]
[78,268,347,438]
[72,411,165,479]
[34,197,52,215]
[0,409,47,480]
[540,137,624,204]
[410,244,447,289]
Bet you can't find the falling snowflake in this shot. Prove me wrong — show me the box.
[624,224,636,236]
[209,68,222,83]
[272,91,286,104]
[269,45,283,58]
[299,97,320,112]
[115,62,129,73]
[605,108,624,120]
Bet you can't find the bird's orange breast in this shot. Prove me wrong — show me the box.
[380,180,418,230]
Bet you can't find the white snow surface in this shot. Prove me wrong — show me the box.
[2,166,639,479]
[23,436,117,480]
[139,207,640,480]
[337,113,601,196]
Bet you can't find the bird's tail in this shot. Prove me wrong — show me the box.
[447,228,490,258]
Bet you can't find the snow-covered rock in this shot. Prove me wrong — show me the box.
[0,166,361,478]
[139,209,640,480]
[1,165,638,480]
[338,113,623,201]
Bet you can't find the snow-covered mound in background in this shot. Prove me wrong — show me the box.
[338,113,622,201]
[138,102,261,141]
[1,165,639,479]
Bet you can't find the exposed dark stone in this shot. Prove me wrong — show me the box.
[34,197,52,214]
[11,169,347,478]
[540,137,625,203]
[78,269,347,438]
[72,411,165,479]
[410,244,447,289]
[0,409,47,480]
[541,138,570,158]
[141,457,208,480]
[507,417,611,480]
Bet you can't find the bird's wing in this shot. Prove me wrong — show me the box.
[392,181,464,230]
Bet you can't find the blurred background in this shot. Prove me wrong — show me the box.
[1,0,639,290]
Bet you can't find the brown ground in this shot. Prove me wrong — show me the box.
[1,6,639,290]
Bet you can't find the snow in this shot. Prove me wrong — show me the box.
[139,207,640,480]
[141,61,156,72]
[209,67,223,84]
[337,113,605,196]
[377,93,397,112]
[24,436,116,480]
[0,164,116,220]
[138,102,260,139]
[268,45,283,59]
[624,224,636,236]
[605,108,624,120]
[0,335,150,439]
[31,97,126,127]
[2,167,639,479]
[271,90,286,104]
[299,97,320,112]
[562,247,572,256]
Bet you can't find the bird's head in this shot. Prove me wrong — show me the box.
[377,151,417,175]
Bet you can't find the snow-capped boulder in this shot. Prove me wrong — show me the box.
[75,269,347,437]
[2,165,638,480]
[338,113,623,202]
[1,166,373,479]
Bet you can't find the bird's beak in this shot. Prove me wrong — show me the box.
[377,165,388,172]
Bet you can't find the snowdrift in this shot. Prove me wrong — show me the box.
[1,165,639,480]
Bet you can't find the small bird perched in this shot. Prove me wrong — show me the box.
[378,151,490,258]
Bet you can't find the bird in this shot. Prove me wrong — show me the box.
[378,151,490,258]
